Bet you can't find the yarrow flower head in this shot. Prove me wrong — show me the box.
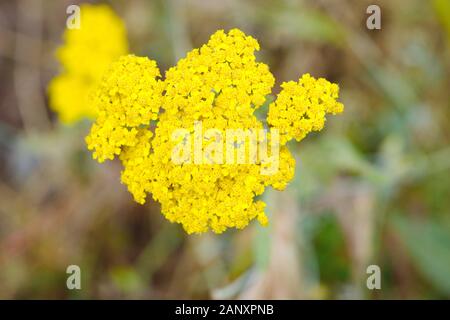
[48,4,128,124]
[85,29,344,234]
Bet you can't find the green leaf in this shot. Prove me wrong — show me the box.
[275,9,345,45]
[110,266,143,294]
[393,215,450,296]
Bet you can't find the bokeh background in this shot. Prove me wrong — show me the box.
[1,0,450,299]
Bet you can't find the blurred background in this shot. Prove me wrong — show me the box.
[1,0,450,299]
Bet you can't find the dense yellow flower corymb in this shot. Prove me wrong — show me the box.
[267,74,344,145]
[48,4,128,124]
[85,28,344,234]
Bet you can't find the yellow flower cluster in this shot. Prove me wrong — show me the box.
[48,4,128,124]
[85,55,163,162]
[146,29,287,233]
[86,29,343,234]
[267,74,344,145]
